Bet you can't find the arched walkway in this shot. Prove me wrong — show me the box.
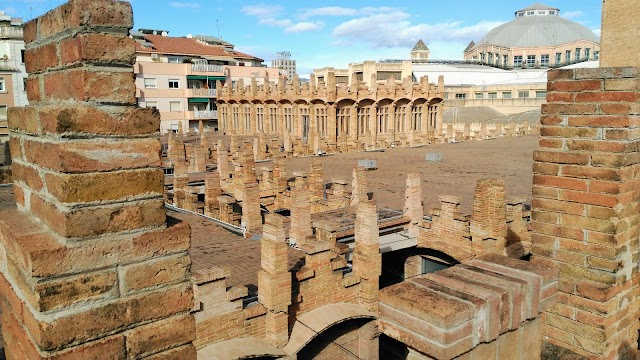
[283,303,376,356]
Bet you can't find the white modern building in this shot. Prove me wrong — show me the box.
[271,51,296,80]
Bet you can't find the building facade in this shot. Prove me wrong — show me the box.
[271,51,296,80]
[0,11,26,142]
[134,30,280,134]
[217,72,445,151]
[464,3,600,68]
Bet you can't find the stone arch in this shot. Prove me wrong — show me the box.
[283,303,376,356]
[198,338,286,359]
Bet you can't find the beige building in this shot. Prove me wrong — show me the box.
[464,3,600,68]
[271,51,296,79]
[133,30,281,134]
[0,11,27,143]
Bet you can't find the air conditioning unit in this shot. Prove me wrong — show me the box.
[358,159,377,170]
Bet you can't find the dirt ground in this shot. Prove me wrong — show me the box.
[259,136,538,213]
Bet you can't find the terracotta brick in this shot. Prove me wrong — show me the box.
[599,103,632,115]
[539,126,597,139]
[539,138,563,149]
[120,253,191,294]
[548,80,603,92]
[29,194,165,238]
[23,138,161,173]
[542,103,598,115]
[546,313,607,343]
[12,184,26,208]
[60,33,135,66]
[42,69,135,104]
[531,198,584,216]
[8,137,23,161]
[547,69,574,81]
[496,327,521,359]
[11,161,43,191]
[39,105,160,136]
[539,115,564,126]
[125,314,195,358]
[25,77,41,103]
[576,91,640,103]
[24,42,58,74]
[559,190,619,208]
[533,175,588,191]
[567,115,634,128]
[8,107,39,134]
[605,78,640,91]
[33,268,117,312]
[22,18,37,44]
[546,92,574,103]
[44,168,163,203]
[533,162,560,176]
[25,283,193,351]
[533,151,590,165]
[47,335,125,360]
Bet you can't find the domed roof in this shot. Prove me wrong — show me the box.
[474,3,599,49]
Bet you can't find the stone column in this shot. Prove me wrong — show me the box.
[532,66,640,357]
[309,159,324,205]
[351,166,368,207]
[241,156,261,235]
[4,1,195,358]
[258,214,292,348]
[353,201,381,313]
[404,172,423,238]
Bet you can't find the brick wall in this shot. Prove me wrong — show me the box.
[531,67,640,358]
[1,1,195,358]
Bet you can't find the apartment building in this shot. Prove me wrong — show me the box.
[133,30,281,134]
[0,11,27,142]
[271,51,296,79]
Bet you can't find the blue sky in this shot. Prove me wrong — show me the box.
[3,0,602,76]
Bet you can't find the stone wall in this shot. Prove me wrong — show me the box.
[1,0,195,358]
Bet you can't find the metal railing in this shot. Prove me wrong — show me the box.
[191,63,223,73]
[194,110,218,119]
[191,88,217,97]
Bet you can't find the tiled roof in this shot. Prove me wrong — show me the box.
[412,39,429,52]
[135,34,261,61]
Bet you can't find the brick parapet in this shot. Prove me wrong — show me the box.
[532,67,640,358]
[2,1,196,358]
[378,254,557,359]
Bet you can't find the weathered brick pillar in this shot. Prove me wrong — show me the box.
[258,214,291,348]
[3,0,195,358]
[470,178,507,255]
[599,0,640,68]
[353,201,381,313]
[532,67,640,358]
[290,173,312,245]
[404,172,423,238]
[204,171,221,217]
[309,158,324,205]
[241,156,261,235]
[350,166,368,206]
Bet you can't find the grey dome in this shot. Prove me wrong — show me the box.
[475,13,599,49]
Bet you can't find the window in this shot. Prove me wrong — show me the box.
[455,93,466,99]
[575,48,581,60]
[284,107,293,133]
[502,92,512,99]
[549,10,556,15]
[518,91,530,98]
[269,107,278,133]
[256,106,264,132]
[168,57,179,64]
[526,55,536,68]
[475,92,483,99]
[168,79,179,89]
[513,56,523,67]
[144,78,156,89]
[488,53,493,64]
[0,77,5,92]
[481,53,485,62]
[23,78,27,91]
[503,55,508,66]
[411,105,422,131]
[565,50,571,63]
[488,92,497,99]
[594,51,600,60]
[357,107,370,135]
[21,49,25,63]
[536,91,547,99]
[169,101,181,112]
[315,107,327,138]
[395,106,406,132]
[151,53,159,61]
[146,101,158,109]
[585,48,591,60]
[517,12,524,17]
[538,11,545,14]
[0,105,7,120]
[244,105,252,131]
[527,11,534,15]
[541,54,550,67]
[555,53,562,65]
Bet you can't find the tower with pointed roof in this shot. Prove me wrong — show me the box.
[411,39,430,60]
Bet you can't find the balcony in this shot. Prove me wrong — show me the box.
[0,27,23,39]
[191,63,223,73]
[193,110,218,119]
[188,88,217,97]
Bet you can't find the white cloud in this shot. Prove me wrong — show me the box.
[241,4,282,19]
[562,10,584,20]
[299,7,357,19]
[169,2,200,9]
[1,7,17,15]
[333,11,504,49]
[285,21,324,33]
